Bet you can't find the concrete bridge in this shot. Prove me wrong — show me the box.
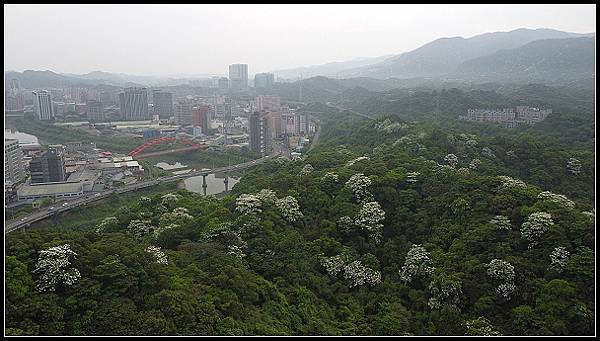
[5,153,279,234]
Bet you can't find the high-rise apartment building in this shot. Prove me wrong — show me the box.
[119,87,149,120]
[249,111,270,156]
[5,139,25,188]
[255,95,281,111]
[86,100,104,122]
[174,101,193,126]
[29,145,66,184]
[152,90,174,119]
[218,77,229,92]
[192,105,211,134]
[32,90,54,121]
[229,64,248,92]
[254,73,275,89]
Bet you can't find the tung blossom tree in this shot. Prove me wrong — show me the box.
[489,215,512,231]
[276,195,303,222]
[427,276,463,311]
[464,317,502,336]
[337,216,355,233]
[146,246,168,265]
[160,193,181,209]
[537,191,575,209]
[345,173,373,202]
[444,154,459,169]
[256,189,278,206]
[127,219,155,240]
[497,175,527,190]
[96,216,119,234]
[34,244,81,292]
[486,259,516,298]
[566,158,582,175]
[548,246,570,273]
[355,201,386,243]
[469,158,482,171]
[399,244,435,283]
[299,164,314,176]
[342,260,382,287]
[520,212,554,247]
[406,171,420,184]
[235,194,263,216]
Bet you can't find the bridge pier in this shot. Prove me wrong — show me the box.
[224,175,229,192]
[202,175,208,196]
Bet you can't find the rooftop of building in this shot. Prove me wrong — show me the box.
[17,181,83,196]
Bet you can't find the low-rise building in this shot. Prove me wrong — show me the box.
[17,181,84,201]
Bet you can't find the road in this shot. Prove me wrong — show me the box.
[307,118,321,153]
[325,102,374,121]
[5,153,279,234]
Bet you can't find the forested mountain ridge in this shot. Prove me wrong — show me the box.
[6,113,594,336]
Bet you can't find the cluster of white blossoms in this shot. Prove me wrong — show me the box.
[520,212,554,247]
[537,191,575,209]
[506,150,517,160]
[489,215,512,230]
[399,244,435,283]
[342,260,382,287]
[322,172,339,183]
[320,254,351,276]
[235,194,263,216]
[444,154,459,169]
[566,158,582,175]
[548,246,570,273]
[337,216,356,233]
[481,147,495,159]
[486,259,515,298]
[469,158,482,171]
[427,276,463,310]
[345,173,373,203]
[355,201,386,243]
[146,246,168,265]
[160,193,181,208]
[127,219,155,240]
[406,171,420,184]
[34,244,81,292]
[456,167,471,176]
[374,118,406,133]
[139,196,152,206]
[153,223,179,239]
[463,317,502,336]
[227,245,246,260]
[299,164,314,176]
[393,135,427,153]
[497,175,527,190]
[582,209,595,219]
[275,196,304,222]
[320,254,381,287]
[346,156,370,167]
[160,207,194,226]
[95,216,119,234]
[256,189,278,206]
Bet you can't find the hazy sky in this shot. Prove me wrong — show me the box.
[4,4,596,76]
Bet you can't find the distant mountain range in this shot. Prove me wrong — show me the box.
[272,28,595,82]
[5,28,595,90]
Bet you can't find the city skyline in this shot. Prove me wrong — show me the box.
[4,4,596,76]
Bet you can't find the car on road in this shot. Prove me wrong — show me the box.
[62,202,69,206]
[48,207,54,211]
[95,193,101,197]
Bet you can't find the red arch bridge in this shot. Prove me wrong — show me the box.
[128,137,208,158]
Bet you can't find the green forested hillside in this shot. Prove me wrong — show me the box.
[5,114,594,336]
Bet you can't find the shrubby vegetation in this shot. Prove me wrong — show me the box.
[5,112,594,335]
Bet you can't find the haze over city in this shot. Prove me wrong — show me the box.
[4,4,596,76]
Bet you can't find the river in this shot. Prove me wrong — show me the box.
[4,129,40,146]
[155,161,241,195]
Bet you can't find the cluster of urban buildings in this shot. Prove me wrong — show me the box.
[459,106,552,128]
[5,139,144,204]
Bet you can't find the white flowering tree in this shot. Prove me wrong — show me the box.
[486,259,515,298]
[256,189,278,206]
[227,245,246,260]
[322,172,339,183]
[489,215,512,231]
[146,246,168,265]
[127,219,155,240]
[427,276,463,311]
[342,260,382,288]
[345,173,373,202]
[405,171,420,184]
[537,191,575,209]
[34,244,81,292]
[154,223,179,239]
[139,196,152,207]
[299,164,314,176]
[346,156,370,167]
[95,216,119,234]
[160,193,181,209]
[235,194,263,216]
[582,209,595,220]
[548,246,570,273]
[520,212,554,247]
[399,244,435,284]
[355,201,385,243]
[469,158,482,171]
[566,158,582,175]
[276,195,303,222]
[444,154,459,169]
[497,175,527,190]
[375,118,405,133]
[320,254,351,277]
[337,215,355,233]
[506,150,517,160]
[464,317,502,336]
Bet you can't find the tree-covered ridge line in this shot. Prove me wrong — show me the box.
[6,115,594,336]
